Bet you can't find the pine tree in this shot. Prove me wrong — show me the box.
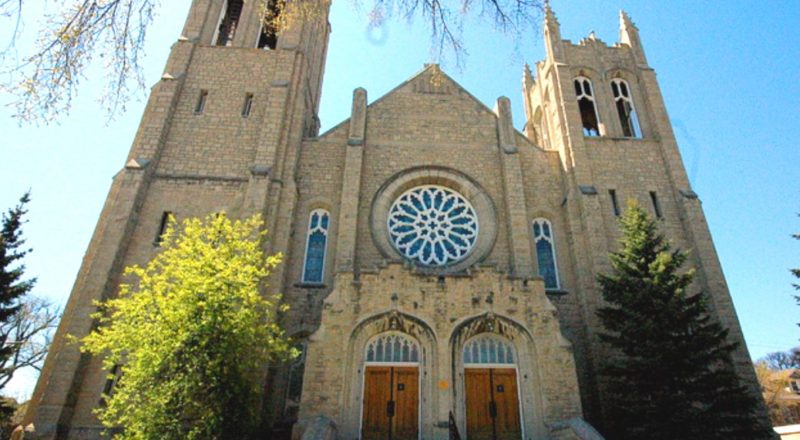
[596,201,771,440]
[0,193,35,421]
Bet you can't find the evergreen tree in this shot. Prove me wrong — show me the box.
[81,213,296,440]
[596,201,771,440]
[0,193,34,330]
[0,193,35,421]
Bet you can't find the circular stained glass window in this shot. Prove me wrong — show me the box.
[387,185,479,266]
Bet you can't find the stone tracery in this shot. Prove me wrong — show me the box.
[387,185,479,266]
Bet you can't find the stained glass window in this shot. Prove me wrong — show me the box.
[463,336,515,365]
[533,218,560,290]
[365,333,420,363]
[302,209,330,283]
[387,185,479,266]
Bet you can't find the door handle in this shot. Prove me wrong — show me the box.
[489,401,497,418]
[387,400,396,417]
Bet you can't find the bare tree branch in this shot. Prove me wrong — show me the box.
[0,296,59,390]
[2,0,158,124]
[365,0,541,68]
[2,0,542,124]
[0,0,24,52]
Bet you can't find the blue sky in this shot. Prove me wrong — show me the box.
[1,0,798,399]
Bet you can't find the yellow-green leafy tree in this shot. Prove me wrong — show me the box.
[80,213,296,440]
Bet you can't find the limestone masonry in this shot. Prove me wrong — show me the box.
[24,1,768,439]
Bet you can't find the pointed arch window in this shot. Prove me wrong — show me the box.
[574,77,600,137]
[301,209,330,284]
[611,78,641,138]
[533,218,560,290]
[365,333,420,364]
[463,335,515,365]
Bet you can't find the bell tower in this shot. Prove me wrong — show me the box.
[522,5,766,427]
[24,1,331,438]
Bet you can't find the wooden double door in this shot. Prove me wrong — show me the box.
[465,368,522,440]
[362,366,419,440]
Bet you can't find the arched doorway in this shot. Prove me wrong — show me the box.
[361,332,421,440]
[462,335,523,440]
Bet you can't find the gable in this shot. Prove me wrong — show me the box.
[318,65,497,146]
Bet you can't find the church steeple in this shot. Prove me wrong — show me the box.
[619,10,648,65]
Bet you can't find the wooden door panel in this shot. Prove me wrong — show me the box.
[363,367,392,440]
[392,367,419,440]
[491,369,521,440]
[465,369,494,440]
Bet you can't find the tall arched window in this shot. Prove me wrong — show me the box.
[611,78,641,138]
[574,77,600,137]
[533,218,560,290]
[301,209,330,284]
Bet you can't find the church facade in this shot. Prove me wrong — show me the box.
[24,1,765,439]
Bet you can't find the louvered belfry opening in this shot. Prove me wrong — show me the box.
[257,0,281,49]
[216,0,244,46]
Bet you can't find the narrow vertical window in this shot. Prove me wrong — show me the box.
[242,93,254,118]
[257,0,281,49]
[611,78,641,138]
[649,191,663,218]
[302,209,330,284]
[574,76,601,137]
[99,364,123,405]
[609,190,620,216]
[214,0,244,46]
[154,211,173,246]
[195,90,208,114]
[533,218,560,290]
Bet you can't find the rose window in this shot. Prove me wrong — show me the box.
[387,185,479,266]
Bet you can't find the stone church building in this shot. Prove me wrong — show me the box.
[24,1,765,439]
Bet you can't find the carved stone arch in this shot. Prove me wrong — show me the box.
[303,196,335,214]
[349,309,438,351]
[449,311,534,354]
[572,66,602,81]
[339,310,438,440]
[449,312,547,439]
[605,67,640,84]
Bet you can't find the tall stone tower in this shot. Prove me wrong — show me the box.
[25,2,768,439]
[520,7,764,425]
[25,0,331,437]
